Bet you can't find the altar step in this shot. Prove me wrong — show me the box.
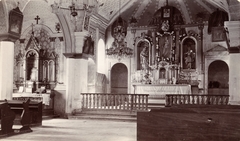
[148,98,166,109]
[69,109,139,121]
[68,113,137,121]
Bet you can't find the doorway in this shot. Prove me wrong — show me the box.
[111,63,128,93]
[208,60,229,95]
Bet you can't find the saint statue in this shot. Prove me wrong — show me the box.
[140,46,149,71]
[184,47,195,69]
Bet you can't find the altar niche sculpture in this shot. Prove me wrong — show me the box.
[182,38,196,69]
[140,46,149,72]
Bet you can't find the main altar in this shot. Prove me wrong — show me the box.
[129,5,204,98]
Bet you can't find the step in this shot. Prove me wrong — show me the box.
[68,114,137,122]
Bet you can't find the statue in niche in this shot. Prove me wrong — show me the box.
[184,47,195,69]
[140,46,149,72]
[30,67,37,81]
[159,68,166,79]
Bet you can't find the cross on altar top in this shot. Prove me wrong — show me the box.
[34,15,40,24]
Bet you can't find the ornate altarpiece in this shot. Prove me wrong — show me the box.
[14,28,59,91]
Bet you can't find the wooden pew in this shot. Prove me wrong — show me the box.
[0,99,42,137]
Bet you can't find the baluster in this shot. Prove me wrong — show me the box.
[82,94,85,108]
[127,94,128,110]
[192,95,195,104]
[122,95,125,110]
[96,94,99,109]
[134,95,137,109]
[138,95,140,110]
[186,95,189,104]
[165,95,168,106]
[106,94,108,109]
[86,94,88,108]
[183,95,186,104]
[141,95,144,110]
[131,95,134,110]
[226,96,229,105]
[216,96,219,105]
[92,94,95,109]
[146,95,148,110]
[89,94,91,108]
[196,95,199,104]
[173,95,177,104]
[201,95,204,105]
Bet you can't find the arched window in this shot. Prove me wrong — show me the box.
[97,39,105,74]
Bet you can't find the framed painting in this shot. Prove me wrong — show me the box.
[162,6,172,18]
[212,27,225,42]
[8,7,23,35]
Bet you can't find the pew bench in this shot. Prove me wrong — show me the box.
[0,99,42,137]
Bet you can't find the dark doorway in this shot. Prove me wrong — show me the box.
[111,63,128,93]
[208,60,229,95]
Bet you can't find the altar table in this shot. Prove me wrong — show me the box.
[133,84,191,98]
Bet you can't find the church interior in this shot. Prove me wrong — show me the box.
[1,0,240,139]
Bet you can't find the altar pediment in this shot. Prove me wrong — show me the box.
[205,44,229,56]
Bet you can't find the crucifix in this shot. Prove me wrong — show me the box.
[34,15,40,24]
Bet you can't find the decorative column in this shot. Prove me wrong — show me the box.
[198,24,204,73]
[174,26,181,65]
[151,29,156,65]
[0,41,15,100]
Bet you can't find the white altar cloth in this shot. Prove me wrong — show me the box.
[13,93,50,105]
[133,84,191,98]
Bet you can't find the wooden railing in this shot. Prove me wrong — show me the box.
[165,94,229,107]
[81,93,149,111]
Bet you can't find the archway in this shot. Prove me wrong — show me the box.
[111,63,128,93]
[208,60,229,95]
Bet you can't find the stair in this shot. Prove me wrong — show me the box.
[68,113,137,122]
[148,98,166,110]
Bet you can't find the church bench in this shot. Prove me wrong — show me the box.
[137,105,240,141]
[0,99,42,135]
[0,99,37,136]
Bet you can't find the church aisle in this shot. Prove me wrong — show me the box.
[3,118,136,141]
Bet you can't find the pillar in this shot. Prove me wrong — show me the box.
[225,21,240,104]
[0,41,15,100]
[64,32,89,115]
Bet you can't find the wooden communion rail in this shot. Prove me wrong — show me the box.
[165,94,229,107]
[81,93,149,111]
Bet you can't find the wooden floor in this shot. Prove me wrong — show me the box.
[137,105,240,141]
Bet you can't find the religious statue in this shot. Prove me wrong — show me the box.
[140,46,149,72]
[30,67,37,81]
[184,47,195,69]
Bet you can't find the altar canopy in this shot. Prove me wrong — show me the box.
[133,84,191,98]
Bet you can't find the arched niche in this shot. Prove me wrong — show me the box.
[111,63,128,93]
[135,39,151,71]
[181,37,196,70]
[208,60,229,95]
[25,49,39,81]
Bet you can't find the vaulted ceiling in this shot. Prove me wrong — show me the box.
[4,0,240,29]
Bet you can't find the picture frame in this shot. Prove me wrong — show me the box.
[8,7,23,35]
[212,27,225,42]
[162,7,171,18]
